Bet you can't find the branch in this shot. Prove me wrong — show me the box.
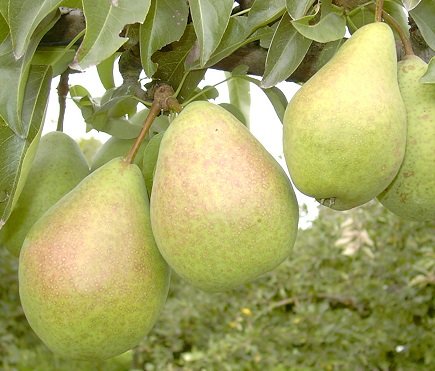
[41,9,434,84]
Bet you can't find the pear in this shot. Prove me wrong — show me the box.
[0,132,89,256]
[150,101,299,292]
[378,55,435,221]
[91,136,148,171]
[283,22,407,210]
[19,158,170,360]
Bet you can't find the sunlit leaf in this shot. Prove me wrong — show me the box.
[73,0,151,70]
[286,0,316,20]
[262,13,312,88]
[247,0,286,30]
[224,73,251,127]
[140,0,188,77]
[420,57,435,83]
[96,52,120,90]
[32,47,76,76]
[188,0,233,67]
[8,0,63,59]
[292,1,346,43]
[402,0,422,11]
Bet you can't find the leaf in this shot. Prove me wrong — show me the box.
[224,73,251,127]
[261,13,312,88]
[0,12,57,136]
[142,132,164,196]
[410,0,435,50]
[187,18,274,70]
[32,47,76,76]
[286,0,316,20]
[292,1,346,43]
[96,52,120,90]
[152,26,206,102]
[188,0,234,67]
[0,10,9,43]
[420,57,435,83]
[219,103,248,126]
[247,0,286,30]
[8,0,63,59]
[236,75,288,123]
[0,65,52,227]
[73,0,151,70]
[402,0,422,11]
[70,85,142,138]
[140,0,188,77]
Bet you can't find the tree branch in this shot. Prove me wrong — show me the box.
[41,9,434,85]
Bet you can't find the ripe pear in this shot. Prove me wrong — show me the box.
[91,137,148,171]
[19,158,170,360]
[378,55,435,221]
[283,22,407,210]
[0,132,89,256]
[150,101,299,292]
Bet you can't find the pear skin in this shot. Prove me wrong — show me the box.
[150,101,299,292]
[283,22,407,210]
[19,158,170,360]
[91,136,148,171]
[378,55,435,221]
[0,132,89,256]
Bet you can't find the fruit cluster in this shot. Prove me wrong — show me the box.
[0,21,432,361]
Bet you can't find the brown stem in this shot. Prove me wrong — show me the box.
[124,100,162,164]
[374,0,384,22]
[56,70,70,132]
[382,11,414,56]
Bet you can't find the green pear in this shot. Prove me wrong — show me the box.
[0,132,89,256]
[90,137,148,171]
[19,158,170,360]
[150,101,299,292]
[283,22,407,210]
[378,55,435,221]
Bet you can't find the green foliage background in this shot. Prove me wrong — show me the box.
[1,201,434,370]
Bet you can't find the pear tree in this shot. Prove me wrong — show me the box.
[0,0,434,367]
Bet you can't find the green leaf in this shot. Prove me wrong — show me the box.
[32,47,76,76]
[261,13,312,88]
[73,0,151,70]
[0,65,52,227]
[70,85,142,138]
[0,10,9,43]
[224,73,251,127]
[292,1,346,43]
[0,12,57,135]
[410,0,435,50]
[219,103,248,126]
[286,0,316,20]
[402,0,422,11]
[153,26,206,102]
[96,53,120,90]
[8,1,62,59]
[247,0,286,30]
[142,131,164,196]
[236,75,288,123]
[188,0,233,67]
[420,57,435,83]
[140,0,188,77]
[188,18,274,70]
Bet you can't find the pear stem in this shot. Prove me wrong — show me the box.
[382,11,414,56]
[56,70,70,132]
[124,84,182,164]
[124,100,161,164]
[374,0,384,22]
